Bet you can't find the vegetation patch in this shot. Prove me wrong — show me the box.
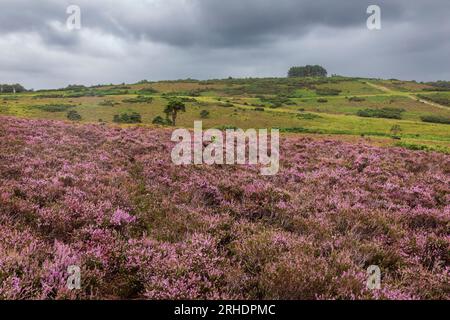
[258,95,296,108]
[138,88,159,95]
[31,104,75,112]
[113,112,142,124]
[421,115,450,124]
[348,96,366,102]
[297,113,322,120]
[67,110,82,121]
[315,88,341,96]
[123,96,154,104]
[417,94,450,106]
[357,108,405,120]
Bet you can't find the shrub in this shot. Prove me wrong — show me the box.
[138,88,159,95]
[32,94,65,99]
[254,107,265,112]
[219,102,234,108]
[123,96,153,104]
[297,113,322,120]
[113,112,142,124]
[315,88,341,96]
[152,116,171,126]
[390,125,402,140]
[258,95,295,108]
[317,98,328,103]
[357,108,405,120]
[32,104,75,112]
[67,110,82,121]
[98,100,118,107]
[421,115,450,124]
[348,96,366,102]
[200,110,210,118]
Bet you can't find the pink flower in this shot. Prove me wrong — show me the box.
[110,209,136,226]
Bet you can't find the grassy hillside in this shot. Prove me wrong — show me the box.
[1,76,449,152]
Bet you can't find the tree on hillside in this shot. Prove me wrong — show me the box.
[0,84,26,94]
[164,100,186,126]
[288,65,328,78]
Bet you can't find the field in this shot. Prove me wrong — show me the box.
[0,77,449,300]
[1,77,449,153]
[0,117,448,299]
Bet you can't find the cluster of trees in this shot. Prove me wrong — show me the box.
[288,65,328,78]
[0,84,26,93]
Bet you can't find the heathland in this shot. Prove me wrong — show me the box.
[0,76,448,299]
[1,76,449,153]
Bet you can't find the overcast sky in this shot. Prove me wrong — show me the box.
[1,0,449,89]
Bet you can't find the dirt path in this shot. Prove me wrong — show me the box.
[366,82,449,111]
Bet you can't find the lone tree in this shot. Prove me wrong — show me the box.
[164,100,186,126]
[288,65,327,78]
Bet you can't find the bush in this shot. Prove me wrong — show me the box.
[258,95,295,108]
[32,94,65,99]
[67,110,82,121]
[315,88,341,96]
[32,104,75,112]
[123,96,153,104]
[357,108,405,120]
[113,112,142,124]
[348,96,366,102]
[200,110,210,118]
[138,88,159,95]
[98,100,118,107]
[254,107,265,112]
[219,102,234,108]
[152,116,171,126]
[317,98,328,103]
[297,113,322,120]
[421,115,450,124]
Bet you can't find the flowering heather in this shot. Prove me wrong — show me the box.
[0,116,448,300]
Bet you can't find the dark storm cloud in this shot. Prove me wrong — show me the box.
[0,0,448,88]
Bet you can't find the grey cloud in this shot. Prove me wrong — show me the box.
[0,0,448,89]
